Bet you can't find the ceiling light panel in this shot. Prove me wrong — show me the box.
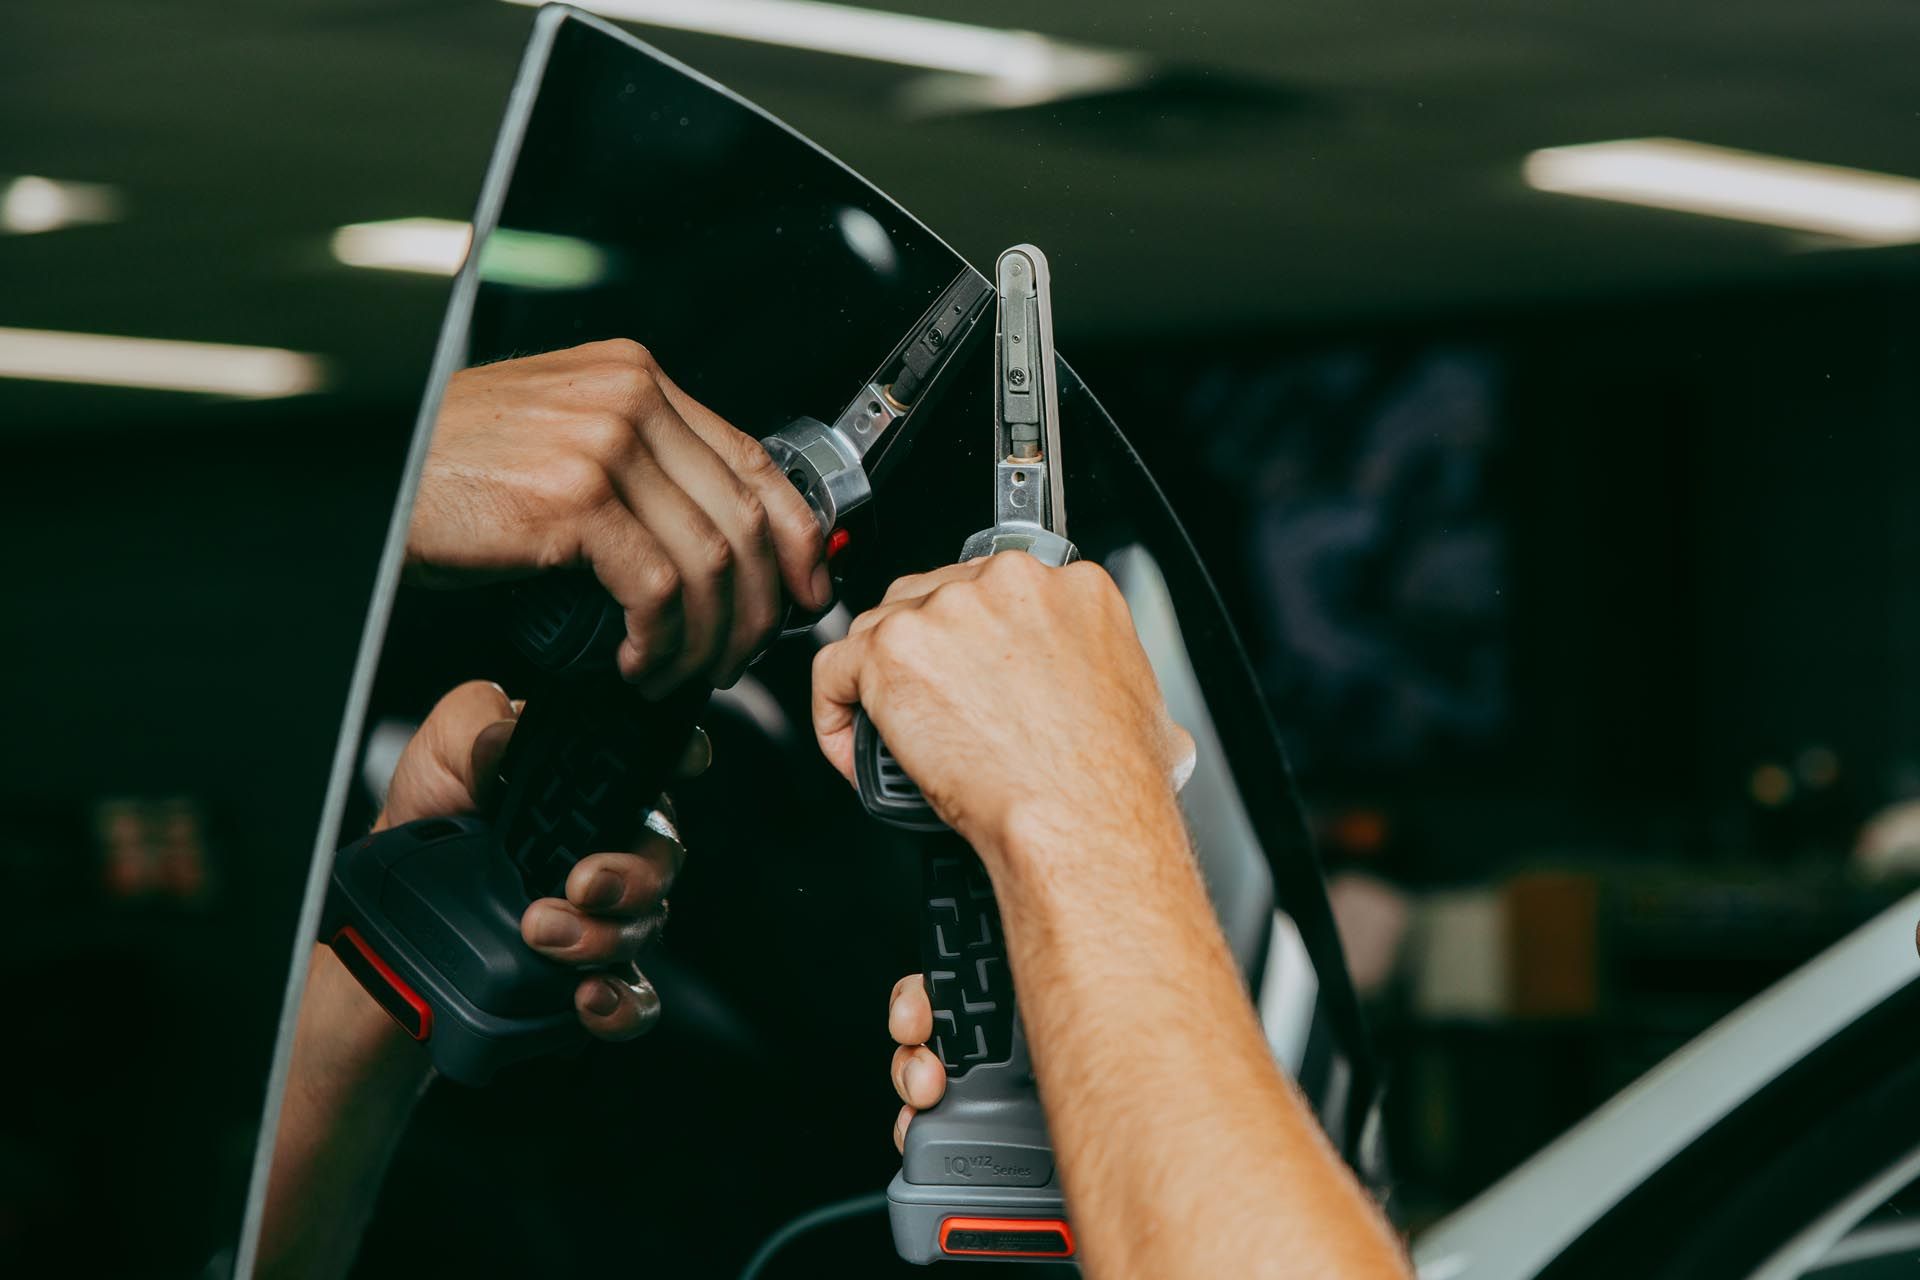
[0,327,326,399]
[1524,138,1920,246]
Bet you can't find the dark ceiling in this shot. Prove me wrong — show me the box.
[5,0,1919,430]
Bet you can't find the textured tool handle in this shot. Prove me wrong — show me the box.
[493,673,705,899]
[854,708,946,831]
[887,842,1065,1263]
[498,573,705,897]
[919,846,1015,1076]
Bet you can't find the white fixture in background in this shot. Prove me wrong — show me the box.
[331,217,610,289]
[1,175,122,235]
[1524,137,1920,246]
[330,216,471,276]
[0,327,326,399]
[505,0,1148,111]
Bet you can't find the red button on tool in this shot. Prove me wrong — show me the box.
[827,527,851,559]
[330,926,434,1041]
[939,1217,1074,1258]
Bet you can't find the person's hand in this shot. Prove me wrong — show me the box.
[810,552,1193,862]
[372,679,698,1040]
[886,974,946,1152]
[406,340,831,693]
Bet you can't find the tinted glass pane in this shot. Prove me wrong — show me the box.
[243,13,1361,1278]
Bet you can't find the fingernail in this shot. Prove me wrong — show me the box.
[678,728,713,779]
[529,909,583,949]
[811,563,834,608]
[906,1055,941,1099]
[582,978,622,1016]
[618,907,669,952]
[582,869,623,909]
[644,803,680,840]
[629,972,663,1032]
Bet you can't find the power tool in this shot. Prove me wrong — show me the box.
[870,246,1079,1264]
[320,269,992,1085]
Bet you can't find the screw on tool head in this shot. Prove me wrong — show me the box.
[1008,368,1027,386]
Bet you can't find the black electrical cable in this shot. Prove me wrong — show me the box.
[736,1190,890,1280]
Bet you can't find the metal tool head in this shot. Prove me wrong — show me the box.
[834,269,994,477]
[992,245,1066,538]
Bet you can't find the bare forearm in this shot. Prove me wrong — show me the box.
[991,792,1409,1280]
[257,947,434,1280]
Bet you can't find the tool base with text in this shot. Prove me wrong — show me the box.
[887,1174,1073,1265]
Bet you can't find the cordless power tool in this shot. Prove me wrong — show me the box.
[865,246,1079,1265]
[321,270,992,1085]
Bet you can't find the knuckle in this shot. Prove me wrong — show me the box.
[730,432,781,480]
[984,550,1034,583]
[1063,560,1108,593]
[1066,558,1108,585]
[638,557,683,609]
[541,452,614,511]
[1063,560,1116,605]
[921,580,972,617]
[577,412,631,460]
[597,337,656,369]
[735,492,772,546]
[595,351,664,409]
[694,529,734,580]
[870,611,928,667]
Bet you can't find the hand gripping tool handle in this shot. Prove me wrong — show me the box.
[856,243,1073,833]
[321,270,990,1084]
[321,573,702,1085]
[878,246,1078,1264]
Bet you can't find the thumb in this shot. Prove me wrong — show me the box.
[377,681,519,829]
[468,713,519,813]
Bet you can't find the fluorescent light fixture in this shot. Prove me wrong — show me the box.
[330,217,471,276]
[508,0,1147,110]
[331,217,609,289]
[1,175,122,235]
[479,228,610,289]
[0,327,326,399]
[1524,137,1920,246]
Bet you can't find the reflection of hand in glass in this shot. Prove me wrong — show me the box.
[259,679,701,1280]
[406,339,832,694]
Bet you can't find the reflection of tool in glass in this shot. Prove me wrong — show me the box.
[319,271,992,1085]
[868,245,1078,1265]
[764,270,996,579]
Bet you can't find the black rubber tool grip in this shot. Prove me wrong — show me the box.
[853,709,946,831]
[920,846,1015,1073]
[322,572,700,1084]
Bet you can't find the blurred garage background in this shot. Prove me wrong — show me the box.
[4,0,1920,1272]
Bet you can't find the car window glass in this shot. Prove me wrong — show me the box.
[239,15,1362,1276]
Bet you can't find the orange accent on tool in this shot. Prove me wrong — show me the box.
[938,1216,1075,1258]
[331,926,434,1041]
[827,527,852,559]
